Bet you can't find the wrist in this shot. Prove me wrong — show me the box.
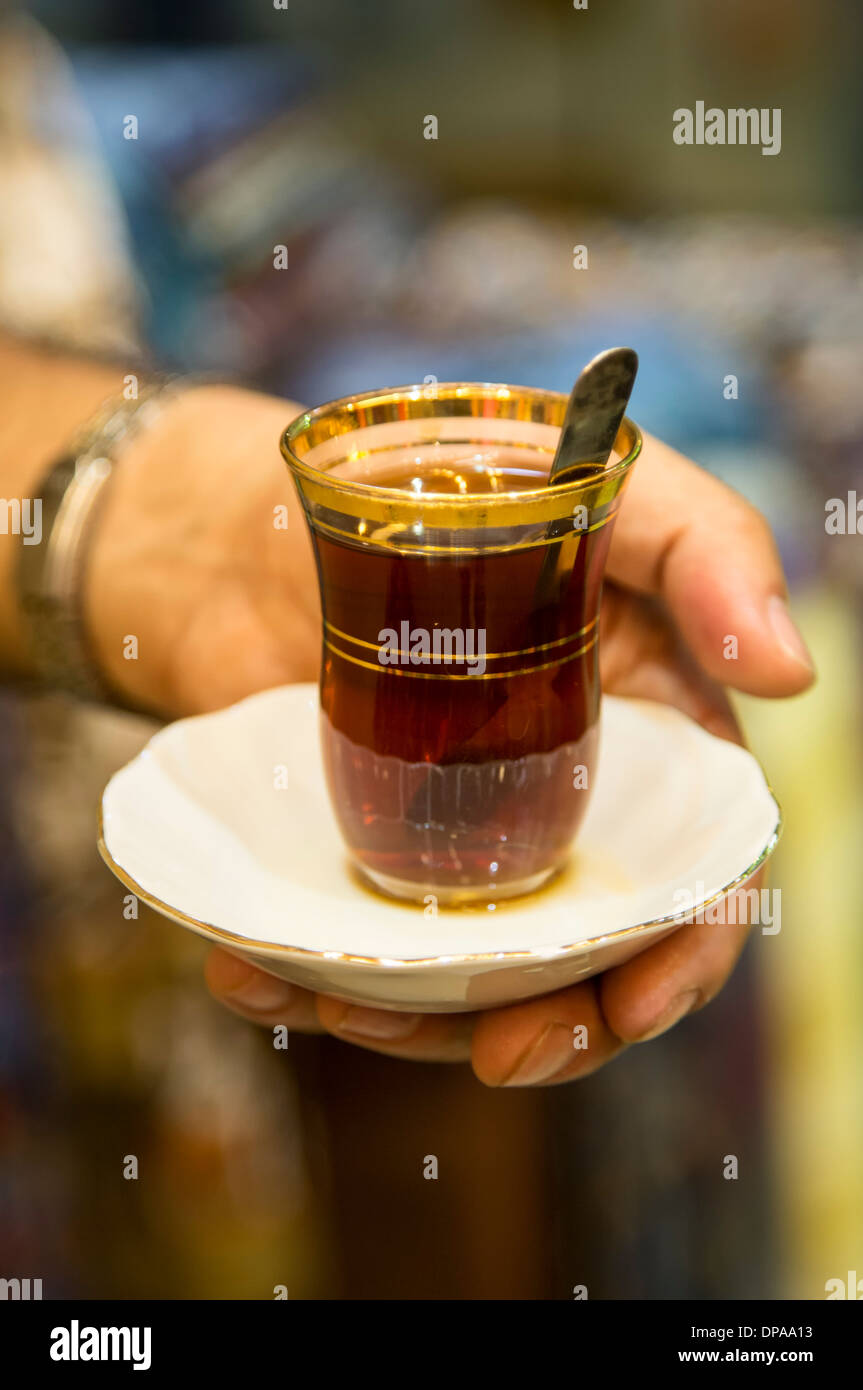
[83,384,230,712]
[82,384,304,717]
[0,347,126,679]
[15,375,197,703]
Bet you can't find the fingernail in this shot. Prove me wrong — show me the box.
[337,1007,421,1040]
[222,960,297,1013]
[502,1023,575,1086]
[636,989,700,1042]
[767,595,814,674]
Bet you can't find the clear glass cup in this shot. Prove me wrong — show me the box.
[282,382,641,905]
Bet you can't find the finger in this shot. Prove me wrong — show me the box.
[600,585,743,743]
[471,981,627,1087]
[204,947,326,1033]
[315,995,475,1063]
[599,875,764,1043]
[609,431,815,697]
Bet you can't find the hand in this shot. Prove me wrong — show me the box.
[84,385,322,716]
[86,387,814,1084]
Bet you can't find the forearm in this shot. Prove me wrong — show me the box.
[0,332,127,676]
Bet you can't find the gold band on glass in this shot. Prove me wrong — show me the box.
[324,629,598,680]
[281,382,642,535]
[323,613,598,658]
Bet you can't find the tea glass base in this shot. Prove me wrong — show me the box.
[353,862,562,908]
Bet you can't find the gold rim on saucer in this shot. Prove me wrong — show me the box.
[97,801,782,970]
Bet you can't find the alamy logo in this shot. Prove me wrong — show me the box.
[0,1277,42,1299]
[50,1320,151,1371]
[378,623,487,675]
[0,498,41,544]
[825,1271,863,1300]
[673,102,781,157]
[825,492,863,534]
[671,882,781,935]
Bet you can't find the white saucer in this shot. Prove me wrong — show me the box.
[99,685,780,1013]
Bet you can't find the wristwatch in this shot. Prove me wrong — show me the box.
[16,375,188,702]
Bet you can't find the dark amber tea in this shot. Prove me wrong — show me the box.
[282,386,640,905]
[317,452,606,901]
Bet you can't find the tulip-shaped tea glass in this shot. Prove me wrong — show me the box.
[282,384,641,906]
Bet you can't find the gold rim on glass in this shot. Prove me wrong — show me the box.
[280,381,642,529]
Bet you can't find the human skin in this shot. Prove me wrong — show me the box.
[0,339,815,1085]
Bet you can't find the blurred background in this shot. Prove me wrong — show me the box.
[1,0,861,1297]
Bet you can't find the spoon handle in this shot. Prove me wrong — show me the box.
[535,347,638,614]
[549,346,638,486]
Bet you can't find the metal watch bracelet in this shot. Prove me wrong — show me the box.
[16,375,191,702]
